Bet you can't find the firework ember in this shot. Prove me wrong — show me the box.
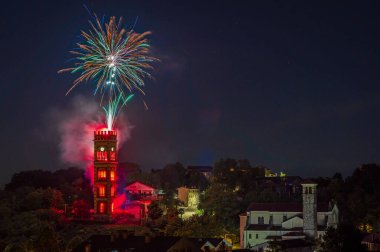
[59,14,157,129]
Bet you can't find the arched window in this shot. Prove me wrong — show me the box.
[111,186,115,197]
[99,202,105,213]
[98,185,105,197]
[98,170,106,179]
[110,170,115,181]
[110,147,116,161]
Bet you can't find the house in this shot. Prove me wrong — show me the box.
[125,181,157,198]
[118,182,161,220]
[240,181,339,249]
[362,233,380,251]
[177,186,200,207]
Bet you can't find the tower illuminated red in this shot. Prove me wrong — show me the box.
[93,130,117,221]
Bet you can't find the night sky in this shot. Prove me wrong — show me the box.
[1,1,380,186]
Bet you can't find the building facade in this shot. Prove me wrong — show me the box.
[177,186,200,207]
[240,182,339,249]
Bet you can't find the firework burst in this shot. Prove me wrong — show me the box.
[59,14,157,129]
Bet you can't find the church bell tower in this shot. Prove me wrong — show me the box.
[93,130,117,221]
[302,181,318,239]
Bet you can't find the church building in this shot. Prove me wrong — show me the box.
[239,181,339,250]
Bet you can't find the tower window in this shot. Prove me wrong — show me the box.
[98,185,105,197]
[110,170,115,181]
[98,170,106,179]
[99,202,105,213]
[111,202,114,213]
[110,147,116,161]
[96,147,108,161]
[111,186,115,197]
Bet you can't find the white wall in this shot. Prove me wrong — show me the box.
[249,211,301,225]
[282,216,303,229]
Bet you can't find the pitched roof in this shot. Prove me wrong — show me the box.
[282,231,305,237]
[246,202,329,212]
[265,235,281,239]
[125,181,155,191]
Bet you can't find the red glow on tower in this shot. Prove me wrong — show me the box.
[93,129,117,221]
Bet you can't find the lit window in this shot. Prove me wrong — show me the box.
[111,202,114,213]
[98,170,106,179]
[99,202,105,213]
[98,185,105,197]
[110,147,116,161]
[110,171,115,181]
[111,186,115,197]
[96,147,107,161]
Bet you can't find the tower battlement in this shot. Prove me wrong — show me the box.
[94,130,117,140]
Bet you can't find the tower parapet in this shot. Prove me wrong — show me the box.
[93,130,117,221]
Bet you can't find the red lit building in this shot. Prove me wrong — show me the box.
[93,130,117,221]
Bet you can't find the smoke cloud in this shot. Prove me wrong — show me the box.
[44,95,132,181]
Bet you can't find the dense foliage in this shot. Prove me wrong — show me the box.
[1,162,380,250]
[0,168,92,251]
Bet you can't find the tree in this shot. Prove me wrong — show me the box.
[18,188,65,212]
[172,214,224,238]
[159,163,186,190]
[200,183,242,230]
[320,225,366,252]
[165,217,183,236]
[72,199,91,219]
[147,201,163,220]
[32,224,60,252]
[178,208,185,220]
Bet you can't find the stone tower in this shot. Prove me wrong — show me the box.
[93,130,117,221]
[302,181,318,239]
